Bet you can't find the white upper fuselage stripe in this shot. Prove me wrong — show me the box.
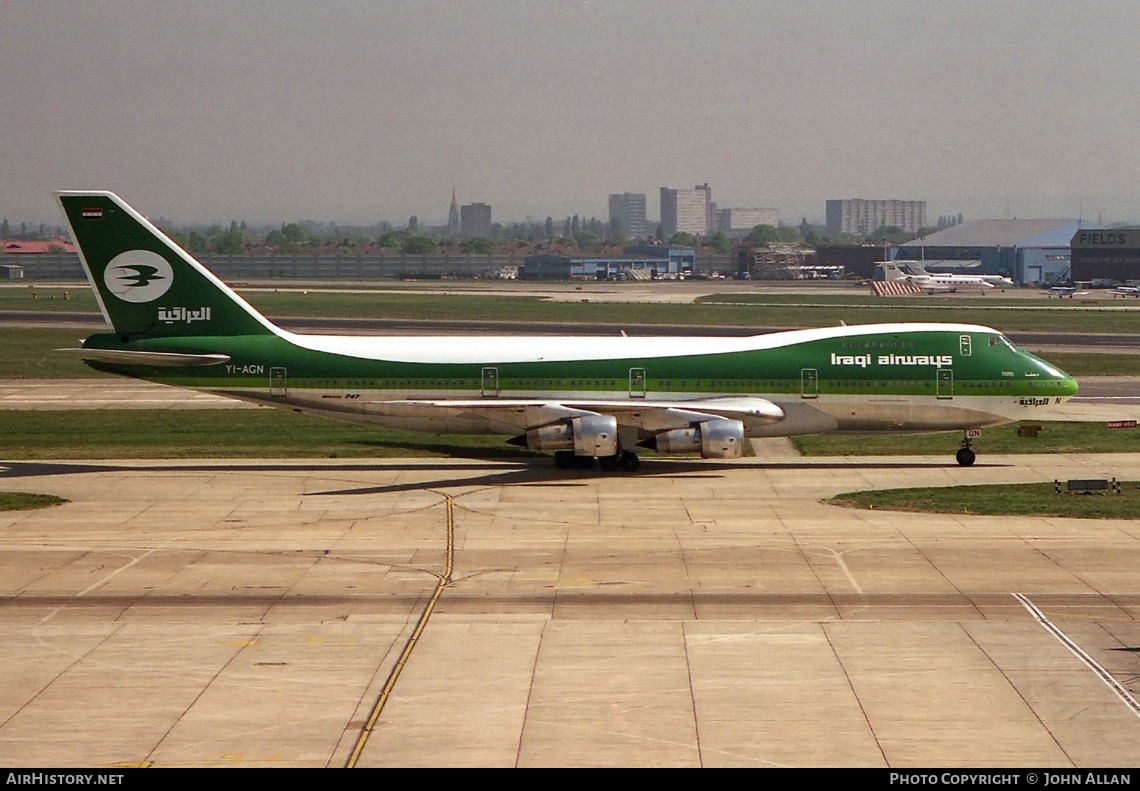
[283,322,998,364]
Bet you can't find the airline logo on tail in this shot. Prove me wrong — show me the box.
[103,250,174,303]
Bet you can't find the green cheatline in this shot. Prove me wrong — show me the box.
[8,327,1140,381]
[0,492,67,511]
[830,481,1140,519]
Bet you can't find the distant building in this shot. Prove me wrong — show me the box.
[661,184,712,237]
[446,189,460,238]
[608,193,649,238]
[717,208,779,236]
[897,219,1082,284]
[0,239,75,254]
[522,245,695,280]
[623,244,697,272]
[814,245,887,279]
[737,243,820,279]
[826,199,927,236]
[1070,229,1140,284]
[460,202,492,238]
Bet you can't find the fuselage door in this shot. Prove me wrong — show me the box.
[960,335,972,357]
[629,367,647,398]
[800,368,818,398]
[269,367,287,397]
[481,366,500,397]
[937,368,953,399]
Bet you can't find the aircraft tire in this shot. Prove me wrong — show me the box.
[599,454,621,472]
[955,447,976,467]
[554,451,575,469]
[574,455,595,469]
[619,451,640,472]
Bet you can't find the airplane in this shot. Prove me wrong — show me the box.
[1041,285,1090,299]
[881,261,1015,293]
[55,191,1078,469]
[901,260,1017,289]
[1112,286,1140,298]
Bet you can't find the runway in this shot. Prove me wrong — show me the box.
[1,452,1139,767]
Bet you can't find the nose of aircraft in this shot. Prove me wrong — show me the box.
[1060,371,1079,398]
[1021,345,1078,398]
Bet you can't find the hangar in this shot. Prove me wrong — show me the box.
[897,219,1083,285]
[1070,228,1140,284]
[521,245,696,280]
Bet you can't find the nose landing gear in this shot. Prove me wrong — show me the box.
[956,430,980,466]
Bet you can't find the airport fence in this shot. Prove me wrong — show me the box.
[2,251,736,281]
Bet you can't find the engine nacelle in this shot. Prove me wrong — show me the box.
[525,414,618,457]
[653,419,745,459]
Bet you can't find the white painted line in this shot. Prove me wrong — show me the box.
[1013,592,1140,719]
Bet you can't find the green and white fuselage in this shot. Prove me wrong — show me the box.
[55,191,1079,468]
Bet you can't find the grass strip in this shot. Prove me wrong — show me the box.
[1,412,1135,461]
[0,491,67,511]
[831,482,1140,519]
[0,409,542,460]
[1,328,111,379]
[8,283,1140,333]
[793,420,1140,456]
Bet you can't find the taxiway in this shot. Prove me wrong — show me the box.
[1,448,1139,766]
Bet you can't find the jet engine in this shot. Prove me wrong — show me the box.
[650,418,745,459]
[523,414,619,457]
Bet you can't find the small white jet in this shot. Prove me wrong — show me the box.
[881,261,1012,293]
[1040,286,1089,299]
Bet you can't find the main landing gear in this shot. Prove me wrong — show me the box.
[956,430,979,466]
[554,450,640,472]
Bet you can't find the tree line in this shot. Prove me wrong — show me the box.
[2,211,979,255]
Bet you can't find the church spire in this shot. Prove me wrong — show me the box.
[447,188,460,238]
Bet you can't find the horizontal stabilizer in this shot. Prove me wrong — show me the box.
[57,348,231,367]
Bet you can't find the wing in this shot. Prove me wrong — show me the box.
[375,396,785,435]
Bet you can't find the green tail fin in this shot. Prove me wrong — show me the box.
[55,191,277,338]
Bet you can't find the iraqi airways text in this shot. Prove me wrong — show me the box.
[831,353,954,369]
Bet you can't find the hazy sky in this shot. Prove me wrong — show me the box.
[4,0,1140,228]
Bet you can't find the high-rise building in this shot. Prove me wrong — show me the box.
[717,207,779,235]
[694,183,714,234]
[447,189,460,238]
[460,202,492,238]
[660,184,712,237]
[826,199,927,236]
[608,193,649,238]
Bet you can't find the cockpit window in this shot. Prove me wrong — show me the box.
[989,334,1016,351]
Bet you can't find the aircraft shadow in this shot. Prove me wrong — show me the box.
[0,457,1010,497]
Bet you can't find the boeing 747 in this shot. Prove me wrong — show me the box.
[56,192,1078,468]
